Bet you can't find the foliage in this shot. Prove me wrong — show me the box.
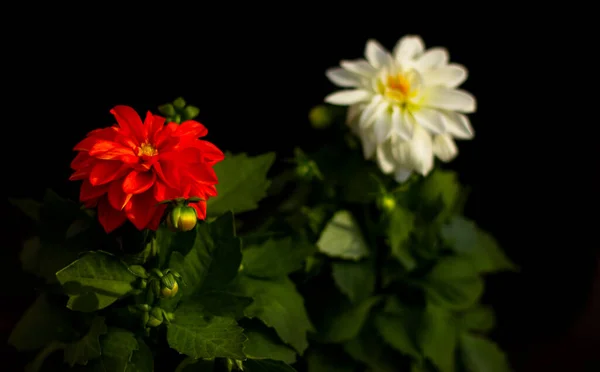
[8,100,516,371]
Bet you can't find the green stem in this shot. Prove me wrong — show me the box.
[25,340,66,372]
[174,356,199,372]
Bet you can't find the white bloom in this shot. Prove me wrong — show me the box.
[325,35,476,182]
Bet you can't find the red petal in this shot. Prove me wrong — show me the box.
[195,140,225,165]
[89,161,129,186]
[147,203,167,231]
[153,180,178,202]
[70,169,90,181]
[80,179,109,201]
[156,160,181,189]
[145,111,165,139]
[125,191,161,230]
[184,163,218,184]
[97,197,127,233]
[73,128,118,151]
[89,141,137,160]
[175,120,208,138]
[191,182,217,199]
[122,170,156,194]
[71,152,94,170]
[110,106,145,143]
[190,202,207,220]
[154,123,180,149]
[108,180,133,210]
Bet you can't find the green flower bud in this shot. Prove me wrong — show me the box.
[183,105,200,120]
[173,97,186,109]
[147,307,164,327]
[158,103,175,117]
[166,205,197,232]
[378,194,396,213]
[161,280,179,298]
[309,105,333,129]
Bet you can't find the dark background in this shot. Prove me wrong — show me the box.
[2,11,598,371]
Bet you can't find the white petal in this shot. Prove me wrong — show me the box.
[341,59,377,77]
[391,106,412,141]
[425,87,476,113]
[433,134,458,162]
[358,96,384,129]
[409,124,434,176]
[376,142,395,174]
[442,111,474,139]
[393,35,425,64]
[390,136,412,165]
[373,109,392,144]
[415,48,449,70]
[424,64,468,88]
[325,89,372,105]
[365,39,391,69]
[394,168,412,183]
[346,103,364,127]
[412,107,446,134]
[359,129,377,159]
[326,67,361,87]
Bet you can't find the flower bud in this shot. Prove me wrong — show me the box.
[147,307,164,327]
[166,205,197,232]
[309,105,333,129]
[378,194,396,213]
[160,273,179,298]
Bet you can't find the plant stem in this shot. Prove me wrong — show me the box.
[174,356,199,372]
[25,340,66,372]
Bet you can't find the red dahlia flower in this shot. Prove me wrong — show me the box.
[70,105,224,233]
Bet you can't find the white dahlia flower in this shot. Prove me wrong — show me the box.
[325,35,476,182]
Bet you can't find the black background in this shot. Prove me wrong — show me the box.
[1,10,598,371]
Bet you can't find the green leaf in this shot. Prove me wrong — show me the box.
[319,296,381,343]
[154,225,196,269]
[316,210,369,260]
[9,197,41,221]
[8,294,74,351]
[186,291,253,320]
[419,169,460,222]
[126,338,154,372]
[86,327,140,371]
[169,212,241,297]
[387,206,417,270]
[441,216,518,273]
[242,236,316,279]
[331,260,375,303]
[460,333,511,372]
[20,237,85,284]
[237,275,314,355]
[56,251,138,312]
[39,189,82,243]
[243,322,297,364]
[244,359,297,372]
[418,305,459,372]
[183,105,200,120]
[424,256,484,310]
[461,306,496,333]
[344,330,398,372]
[374,306,422,361]
[63,316,107,366]
[306,349,356,372]
[208,152,276,217]
[167,302,246,359]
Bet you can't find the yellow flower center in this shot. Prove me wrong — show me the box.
[379,72,418,104]
[137,142,158,157]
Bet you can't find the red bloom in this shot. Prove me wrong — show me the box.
[70,105,224,233]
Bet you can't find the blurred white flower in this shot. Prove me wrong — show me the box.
[325,35,476,182]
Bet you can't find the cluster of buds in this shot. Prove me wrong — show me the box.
[158,97,200,124]
[147,268,182,299]
[159,197,203,232]
[292,147,323,182]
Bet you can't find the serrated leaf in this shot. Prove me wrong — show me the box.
[242,236,316,279]
[374,299,422,361]
[167,302,246,359]
[419,169,461,222]
[461,306,496,333]
[460,333,511,372]
[424,256,484,310]
[387,206,416,270]
[185,291,253,320]
[306,349,356,372]
[169,212,241,297]
[56,251,138,312]
[9,197,41,221]
[317,210,369,260]
[331,260,375,303]
[244,359,297,372]
[85,327,139,372]
[441,216,517,273]
[208,152,276,217]
[8,294,74,351]
[319,296,381,343]
[419,305,459,372]
[63,316,107,366]
[237,275,314,355]
[243,323,297,364]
